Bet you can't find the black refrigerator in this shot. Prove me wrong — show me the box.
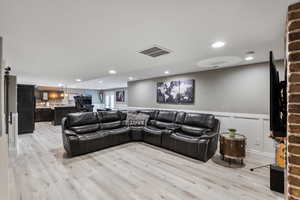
[17,84,35,134]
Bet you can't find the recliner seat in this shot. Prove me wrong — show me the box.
[143,110,177,146]
[62,110,220,162]
[162,113,219,161]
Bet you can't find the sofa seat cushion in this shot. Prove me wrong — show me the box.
[101,121,122,130]
[78,131,109,141]
[70,124,100,134]
[169,132,202,159]
[108,127,131,135]
[153,121,175,129]
[170,132,201,143]
[180,125,209,136]
[143,126,162,135]
[143,126,162,146]
[106,127,131,146]
[77,130,113,153]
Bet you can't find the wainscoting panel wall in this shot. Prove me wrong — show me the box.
[263,119,274,154]
[232,117,261,151]
[127,107,273,155]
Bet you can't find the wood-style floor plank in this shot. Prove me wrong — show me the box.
[9,122,283,200]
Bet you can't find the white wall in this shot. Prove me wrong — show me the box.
[0,135,8,200]
[128,61,284,114]
[101,88,128,110]
[0,36,9,200]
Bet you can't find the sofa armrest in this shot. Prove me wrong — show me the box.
[62,128,80,157]
[198,131,219,162]
[64,129,78,137]
[199,131,219,140]
[61,117,68,132]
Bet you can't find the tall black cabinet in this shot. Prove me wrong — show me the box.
[17,84,35,134]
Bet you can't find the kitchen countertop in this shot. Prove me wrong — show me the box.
[36,105,75,109]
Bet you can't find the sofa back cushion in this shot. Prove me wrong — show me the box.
[180,125,209,136]
[98,111,121,123]
[118,111,127,120]
[156,111,177,123]
[101,121,122,130]
[139,110,157,120]
[175,112,186,124]
[70,124,100,134]
[184,113,215,129]
[154,121,175,129]
[67,112,99,127]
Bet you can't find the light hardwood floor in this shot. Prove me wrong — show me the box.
[9,122,283,200]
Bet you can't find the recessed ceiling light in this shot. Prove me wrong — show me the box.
[211,41,225,48]
[128,77,134,81]
[245,51,255,61]
[98,80,103,84]
[245,56,254,61]
[108,70,117,74]
[164,70,170,74]
[75,79,82,82]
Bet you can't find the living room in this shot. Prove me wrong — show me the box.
[0,0,299,200]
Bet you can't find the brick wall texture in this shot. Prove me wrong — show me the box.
[288,2,300,200]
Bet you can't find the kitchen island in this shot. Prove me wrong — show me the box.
[35,105,79,125]
[35,107,53,122]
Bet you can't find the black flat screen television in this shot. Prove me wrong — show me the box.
[270,51,286,137]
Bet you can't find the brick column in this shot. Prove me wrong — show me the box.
[288,2,300,200]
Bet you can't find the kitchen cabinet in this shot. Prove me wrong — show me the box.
[35,90,65,100]
[35,108,54,122]
[18,84,35,134]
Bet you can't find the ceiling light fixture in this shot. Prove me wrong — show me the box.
[211,41,225,48]
[245,51,255,61]
[108,70,117,74]
[245,56,254,61]
[164,70,170,74]
[58,83,63,87]
[75,79,82,82]
[128,77,134,81]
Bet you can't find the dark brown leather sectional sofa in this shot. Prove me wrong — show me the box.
[62,110,220,162]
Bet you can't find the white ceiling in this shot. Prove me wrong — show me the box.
[0,0,296,90]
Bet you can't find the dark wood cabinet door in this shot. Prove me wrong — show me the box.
[35,108,53,122]
[18,84,35,134]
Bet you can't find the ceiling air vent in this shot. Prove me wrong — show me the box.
[139,45,171,58]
